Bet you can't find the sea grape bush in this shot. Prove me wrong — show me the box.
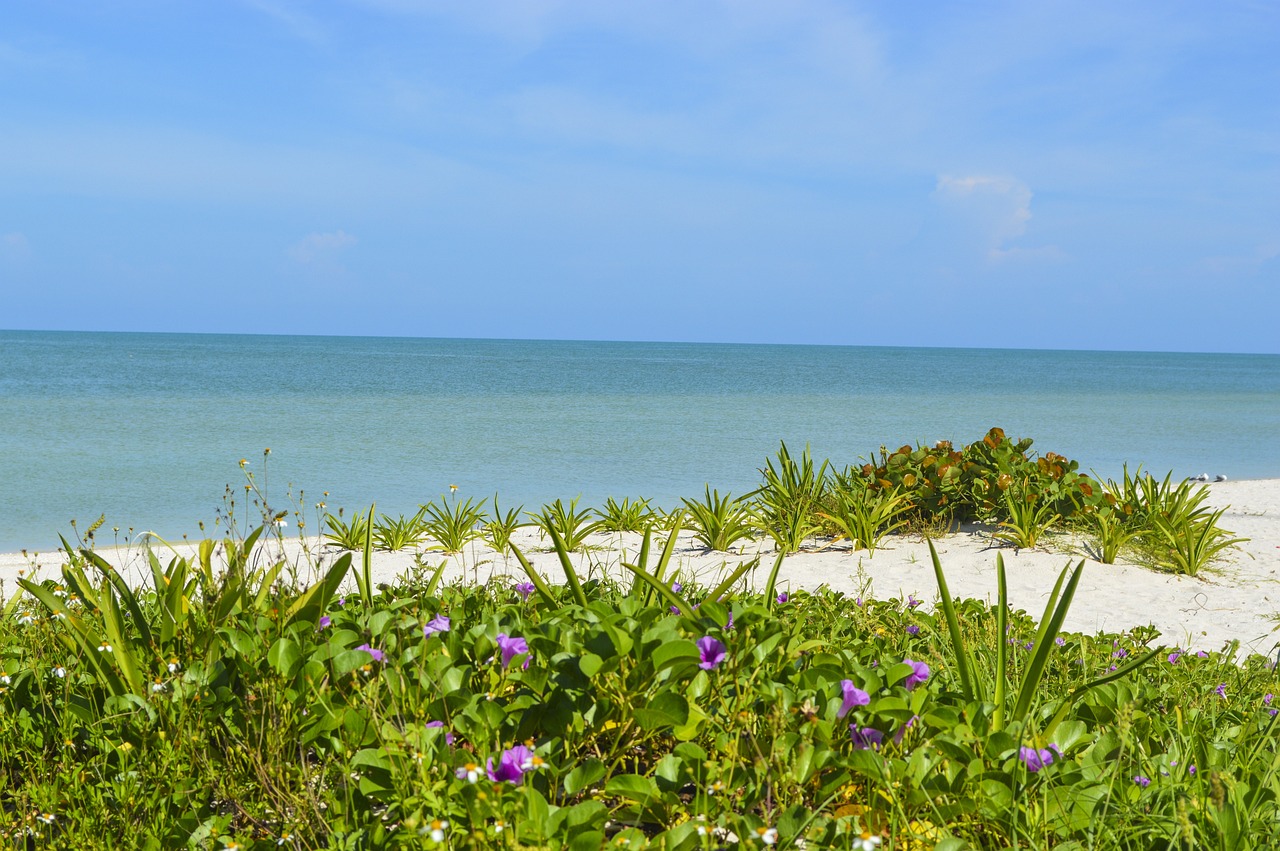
[1,532,1277,848]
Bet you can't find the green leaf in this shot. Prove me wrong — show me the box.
[267,637,303,679]
[634,691,689,731]
[604,774,660,801]
[563,759,607,796]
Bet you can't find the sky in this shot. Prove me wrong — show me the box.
[1,1,1278,352]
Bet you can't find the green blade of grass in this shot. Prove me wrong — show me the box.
[929,540,979,703]
[545,523,589,608]
[617,561,696,618]
[1010,559,1086,725]
[705,557,761,604]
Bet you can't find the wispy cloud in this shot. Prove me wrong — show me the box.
[289,230,357,271]
[933,175,1060,263]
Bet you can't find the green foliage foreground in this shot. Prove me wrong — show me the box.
[2,530,1278,850]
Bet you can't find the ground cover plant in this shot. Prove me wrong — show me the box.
[1,431,1262,848]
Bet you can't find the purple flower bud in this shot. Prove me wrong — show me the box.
[495,633,530,670]
[837,679,870,718]
[671,581,682,593]
[903,659,930,690]
[1054,636,1065,646]
[849,725,884,750]
[514,582,535,602]
[1168,651,1181,664]
[1019,746,1057,772]
[424,614,450,637]
[907,595,922,609]
[697,636,727,670]
[1133,775,1151,788]
[318,615,331,629]
[776,592,789,604]
[357,643,384,663]
[425,720,455,745]
[893,714,919,746]
[1214,683,1227,698]
[905,625,919,636]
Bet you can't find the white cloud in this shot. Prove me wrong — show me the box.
[933,174,1060,263]
[289,230,357,270]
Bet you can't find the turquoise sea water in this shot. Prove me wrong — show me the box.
[2,330,1278,553]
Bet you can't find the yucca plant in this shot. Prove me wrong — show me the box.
[483,494,525,556]
[372,507,429,552]
[682,486,756,552]
[532,497,602,552]
[820,476,913,554]
[991,485,1061,549]
[423,495,489,554]
[323,508,372,551]
[1148,508,1247,576]
[752,441,828,554]
[595,497,655,533]
[1085,506,1141,564]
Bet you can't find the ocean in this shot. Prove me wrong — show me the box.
[2,330,1278,553]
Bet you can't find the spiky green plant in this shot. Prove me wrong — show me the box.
[532,497,602,552]
[991,485,1061,549]
[820,476,913,554]
[423,496,489,554]
[595,497,655,533]
[751,442,828,554]
[372,507,429,552]
[682,486,756,552]
[483,494,525,556]
[323,508,372,551]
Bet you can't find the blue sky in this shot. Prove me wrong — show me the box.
[2,1,1277,352]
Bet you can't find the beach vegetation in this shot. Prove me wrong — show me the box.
[423,495,489,555]
[595,497,656,533]
[531,497,602,552]
[372,507,430,552]
[2,519,1276,848]
[682,486,756,552]
[819,474,913,554]
[752,442,829,553]
[482,495,524,556]
[322,507,372,552]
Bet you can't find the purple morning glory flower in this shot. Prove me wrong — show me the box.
[837,679,870,719]
[1019,745,1060,773]
[849,725,884,750]
[425,720,455,745]
[424,614,450,637]
[906,625,920,636]
[337,597,346,607]
[1054,636,1065,646]
[318,615,331,630]
[487,744,533,785]
[855,597,864,607]
[357,643,384,663]
[725,612,735,631]
[776,592,789,604]
[1168,651,1182,664]
[514,582,535,602]
[907,595,922,609]
[496,634,530,670]
[1189,765,1197,775]
[1133,775,1151,788]
[1196,650,1208,658]
[671,581,682,593]
[1214,683,1227,698]
[697,636,727,670]
[903,659,930,690]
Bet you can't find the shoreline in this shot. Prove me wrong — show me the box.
[2,479,1277,656]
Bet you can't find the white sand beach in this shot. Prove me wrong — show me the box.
[3,479,1277,657]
